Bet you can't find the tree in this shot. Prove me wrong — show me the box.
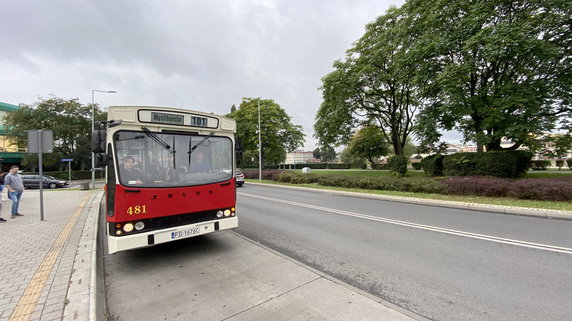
[320,145,336,162]
[229,98,305,166]
[340,147,366,168]
[347,126,390,164]
[312,147,321,160]
[315,6,419,156]
[3,95,105,170]
[410,0,572,152]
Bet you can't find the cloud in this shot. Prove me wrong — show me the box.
[1,0,403,150]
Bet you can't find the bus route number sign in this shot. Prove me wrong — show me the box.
[191,116,208,127]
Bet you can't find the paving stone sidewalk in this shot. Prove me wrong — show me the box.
[0,188,96,321]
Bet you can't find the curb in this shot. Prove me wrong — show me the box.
[246,182,572,220]
[62,190,104,321]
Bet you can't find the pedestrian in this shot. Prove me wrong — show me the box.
[5,165,25,219]
[0,171,5,197]
[0,191,4,223]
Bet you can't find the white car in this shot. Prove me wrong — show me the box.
[236,170,245,187]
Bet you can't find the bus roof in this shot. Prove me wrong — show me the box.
[107,105,236,133]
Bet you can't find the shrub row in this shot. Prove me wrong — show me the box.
[530,160,551,170]
[243,170,572,202]
[284,163,351,169]
[422,151,532,178]
[442,176,572,201]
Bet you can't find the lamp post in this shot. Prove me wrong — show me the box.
[91,89,117,189]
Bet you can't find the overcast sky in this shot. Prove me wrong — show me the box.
[1,0,464,151]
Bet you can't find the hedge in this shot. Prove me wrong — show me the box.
[530,160,551,170]
[440,151,531,178]
[421,154,445,176]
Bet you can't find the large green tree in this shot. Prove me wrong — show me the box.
[315,6,419,156]
[410,0,571,152]
[229,98,304,167]
[3,96,106,170]
[347,126,390,164]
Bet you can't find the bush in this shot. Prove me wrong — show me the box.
[568,159,572,170]
[530,160,551,170]
[325,163,351,169]
[443,153,477,177]
[556,159,565,170]
[442,151,531,178]
[371,163,391,170]
[421,154,445,176]
[508,177,572,201]
[411,163,422,170]
[474,151,530,178]
[441,176,512,197]
[243,170,282,180]
[388,155,408,176]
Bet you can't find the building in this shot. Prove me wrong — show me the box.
[0,102,26,168]
[285,150,315,164]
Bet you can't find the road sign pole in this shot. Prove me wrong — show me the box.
[38,130,45,221]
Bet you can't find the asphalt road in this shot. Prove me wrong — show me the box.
[235,184,572,321]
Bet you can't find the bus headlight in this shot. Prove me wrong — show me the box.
[224,209,231,217]
[135,221,145,230]
[217,210,224,218]
[123,223,134,233]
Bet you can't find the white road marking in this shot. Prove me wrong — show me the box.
[239,192,572,255]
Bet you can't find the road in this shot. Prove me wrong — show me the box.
[235,184,572,321]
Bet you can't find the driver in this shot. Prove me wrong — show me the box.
[121,156,145,185]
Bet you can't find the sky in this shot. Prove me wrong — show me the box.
[1,0,466,152]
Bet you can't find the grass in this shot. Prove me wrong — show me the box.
[245,171,572,212]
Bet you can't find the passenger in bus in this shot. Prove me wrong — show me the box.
[189,150,211,173]
[121,156,145,185]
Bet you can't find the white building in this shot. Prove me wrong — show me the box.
[285,150,314,164]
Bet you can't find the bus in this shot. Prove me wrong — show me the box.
[92,106,238,254]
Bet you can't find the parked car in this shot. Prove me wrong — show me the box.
[236,170,245,187]
[21,175,69,189]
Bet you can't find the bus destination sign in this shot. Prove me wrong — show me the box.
[151,112,184,125]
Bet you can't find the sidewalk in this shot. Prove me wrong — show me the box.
[0,188,100,321]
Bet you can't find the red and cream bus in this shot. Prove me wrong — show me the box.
[93,106,238,254]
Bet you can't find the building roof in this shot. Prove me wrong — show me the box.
[0,102,20,112]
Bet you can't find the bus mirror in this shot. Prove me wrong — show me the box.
[235,137,242,152]
[108,119,122,128]
[92,129,106,153]
[95,153,109,167]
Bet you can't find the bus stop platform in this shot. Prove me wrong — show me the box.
[0,188,421,321]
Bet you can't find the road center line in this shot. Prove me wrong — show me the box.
[239,192,572,255]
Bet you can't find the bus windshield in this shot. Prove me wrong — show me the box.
[114,130,233,187]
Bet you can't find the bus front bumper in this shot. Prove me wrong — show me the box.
[107,217,238,254]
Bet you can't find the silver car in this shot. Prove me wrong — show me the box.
[236,170,245,187]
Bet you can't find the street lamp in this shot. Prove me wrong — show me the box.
[91,89,117,189]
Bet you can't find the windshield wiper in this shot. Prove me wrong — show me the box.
[141,127,175,154]
[188,132,214,165]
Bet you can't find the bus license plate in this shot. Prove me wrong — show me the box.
[171,227,201,240]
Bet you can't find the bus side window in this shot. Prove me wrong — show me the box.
[107,143,116,217]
